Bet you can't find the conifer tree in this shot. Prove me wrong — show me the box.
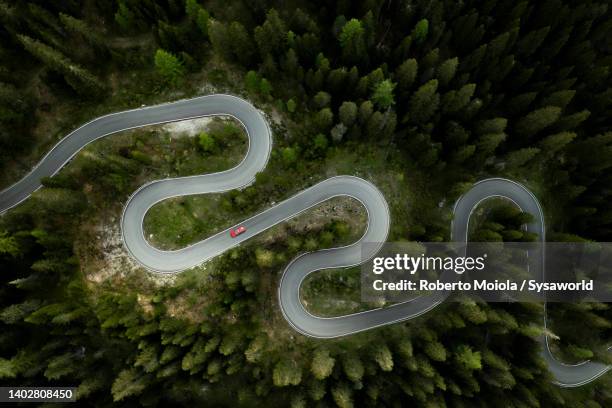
[339,101,358,126]
[372,80,396,109]
[441,83,476,114]
[0,231,19,257]
[538,131,576,155]
[412,19,429,44]
[506,147,540,169]
[17,35,104,96]
[59,13,105,51]
[395,58,418,92]
[476,132,506,157]
[372,343,394,371]
[154,49,184,85]
[314,91,331,108]
[437,57,458,86]
[515,106,562,137]
[476,118,507,135]
[311,348,335,380]
[111,369,147,401]
[228,21,254,65]
[332,383,353,408]
[407,79,439,123]
[208,20,231,59]
[114,2,136,32]
[342,354,364,382]
[259,78,272,97]
[541,90,576,109]
[254,9,287,57]
[273,358,302,386]
[315,108,333,131]
[359,100,374,124]
[339,18,366,63]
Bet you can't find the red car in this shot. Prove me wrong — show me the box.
[230,226,247,238]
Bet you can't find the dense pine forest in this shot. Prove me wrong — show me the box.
[0,0,611,406]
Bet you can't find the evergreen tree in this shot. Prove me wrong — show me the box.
[312,133,328,154]
[59,13,105,52]
[541,90,576,109]
[339,18,366,63]
[539,131,576,155]
[195,8,210,35]
[0,231,19,257]
[372,343,393,371]
[476,118,507,135]
[555,109,590,131]
[111,369,147,401]
[114,2,136,32]
[455,345,482,370]
[332,383,353,408]
[254,9,287,57]
[452,144,476,163]
[313,91,331,108]
[359,100,374,124]
[515,106,562,138]
[244,71,260,94]
[315,108,333,131]
[517,26,550,57]
[505,147,540,169]
[286,98,296,113]
[208,20,231,59]
[154,49,184,85]
[259,78,272,97]
[342,354,364,382]
[412,19,429,44]
[339,101,357,126]
[185,0,200,19]
[437,57,458,86]
[311,348,335,380]
[441,83,476,114]
[17,35,104,96]
[476,132,506,157]
[366,111,386,138]
[372,80,396,110]
[407,79,439,123]
[228,21,254,65]
[395,58,418,92]
[273,358,302,386]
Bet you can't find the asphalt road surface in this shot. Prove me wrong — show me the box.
[0,95,608,387]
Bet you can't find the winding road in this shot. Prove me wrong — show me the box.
[0,94,608,387]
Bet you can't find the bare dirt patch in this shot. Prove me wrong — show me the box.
[161,116,220,138]
[77,214,176,287]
